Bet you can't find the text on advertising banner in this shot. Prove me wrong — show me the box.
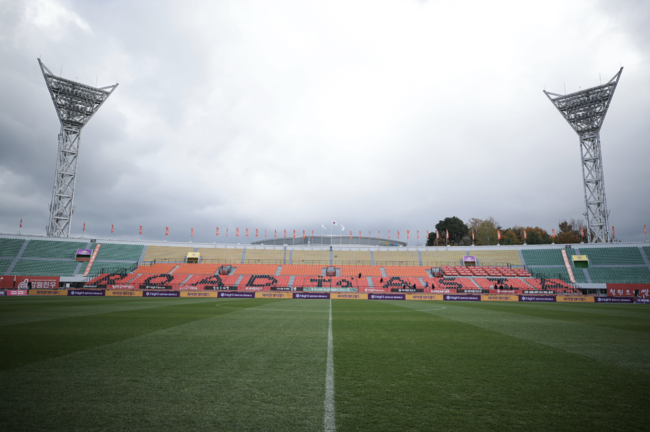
[405,294,444,301]
[255,292,293,299]
[218,292,255,299]
[594,296,634,303]
[519,295,556,302]
[368,293,405,300]
[181,291,220,298]
[556,296,594,303]
[68,290,105,296]
[330,293,368,300]
[143,291,180,297]
[481,295,519,302]
[294,292,330,299]
[444,295,481,301]
[105,290,143,297]
[29,289,68,296]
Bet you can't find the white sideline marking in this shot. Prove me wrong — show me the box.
[324,299,336,432]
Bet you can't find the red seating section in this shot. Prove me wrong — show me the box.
[135,263,177,274]
[294,276,362,288]
[181,274,239,289]
[384,266,429,277]
[442,266,531,278]
[127,273,188,287]
[281,265,324,275]
[173,263,222,274]
[234,264,279,275]
[424,277,479,291]
[340,266,383,277]
[371,277,424,290]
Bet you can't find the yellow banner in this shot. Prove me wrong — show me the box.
[571,255,589,261]
[482,295,519,302]
[556,295,594,303]
[255,292,293,299]
[106,290,142,297]
[29,289,67,296]
[330,293,368,300]
[406,294,444,301]
[181,291,219,298]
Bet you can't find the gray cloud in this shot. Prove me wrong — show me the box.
[1,0,648,244]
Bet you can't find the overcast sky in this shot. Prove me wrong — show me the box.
[0,0,648,245]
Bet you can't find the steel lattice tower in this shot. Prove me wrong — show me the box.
[38,59,118,237]
[544,68,623,243]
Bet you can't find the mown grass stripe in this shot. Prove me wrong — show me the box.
[324,299,336,432]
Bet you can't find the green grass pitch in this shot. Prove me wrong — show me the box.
[1,297,649,431]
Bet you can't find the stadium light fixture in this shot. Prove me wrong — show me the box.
[544,68,623,243]
[38,59,118,237]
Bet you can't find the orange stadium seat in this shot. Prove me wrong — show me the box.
[173,263,222,274]
[340,266,383,277]
[371,276,423,290]
[384,266,429,277]
[134,263,177,274]
[280,265,324,276]
[234,264,279,275]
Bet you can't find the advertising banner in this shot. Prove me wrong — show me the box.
[330,293,368,300]
[242,286,269,291]
[482,295,519,302]
[105,290,142,297]
[635,298,650,304]
[523,290,555,295]
[607,284,649,297]
[556,295,594,303]
[218,292,255,299]
[6,290,28,296]
[406,294,444,301]
[430,289,457,294]
[444,295,481,301]
[368,293,405,300]
[256,292,293,299]
[68,289,105,296]
[458,289,483,294]
[16,276,60,289]
[594,296,634,303]
[359,287,386,293]
[519,295,556,302]
[304,287,358,292]
[0,276,14,288]
[29,289,67,296]
[489,289,520,294]
[294,292,330,300]
[181,291,220,298]
[0,290,4,295]
[107,285,136,290]
[205,286,238,291]
[143,290,180,297]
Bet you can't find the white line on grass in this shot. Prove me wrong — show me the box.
[324,299,336,432]
[214,304,446,313]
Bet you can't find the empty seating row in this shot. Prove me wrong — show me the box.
[580,247,645,265]
[291,250,330,264]
[0,259,13,274]
[143,246,195,262]
[172,263,223,275]
[384,266,429,277]
[421,250,466,266]
[244,248,284,263]
[83,261,136,276]
[280,265,324,275]
[0,238,25,257]
[471,250,522,266]
[22,240,87,259]
[11,260,79,276]
[373,251,419,266]
[340,265,383,277]
[135,263,177,274]
[588,267,650,284]
[196,248,244,262]
[528,266,587,283]
[521,249,565,266]
[234,264,278,275]
[95,243,144,261]
[332,250,372,264]
[180,274,239,289]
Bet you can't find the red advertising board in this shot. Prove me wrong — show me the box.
[0,276,14,288]
[15,276,60,290]
[7,290,28,296]
[606,284,646,297]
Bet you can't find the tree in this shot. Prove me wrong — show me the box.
[435,217,468,246]
[555,218,586,244]
[474,217,500,245]
[500,229,519,245]
[524,226,552,244]
[426,231,437,246]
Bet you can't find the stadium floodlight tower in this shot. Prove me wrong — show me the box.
[544,68,623,243]
[38,59,118,237]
